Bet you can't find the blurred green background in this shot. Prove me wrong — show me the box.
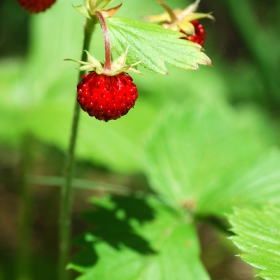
[1,0,280,279]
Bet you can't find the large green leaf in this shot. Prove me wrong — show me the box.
[229,206,280,280]
[69,196,210,280]
[144,103,280,214]
[107,17,212,74]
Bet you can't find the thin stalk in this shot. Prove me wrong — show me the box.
[95,11,111,71]
[17,133,33,280]
[58,18,95,280]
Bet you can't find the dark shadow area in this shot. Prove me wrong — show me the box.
[70,243,99,271]
[71,195,157,270]
[0,0,30,58]
[111,194,155,224]
[82,201,156,254]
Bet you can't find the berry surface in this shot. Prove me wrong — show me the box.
[188,20,206,46]
[77,72,138,122]
[18,0,56,13]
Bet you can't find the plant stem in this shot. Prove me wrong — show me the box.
[17,133,33,280]
[58,18,95,280]
[95,11,111,71]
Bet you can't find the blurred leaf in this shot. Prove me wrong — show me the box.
[23,96,156,173]
[0,1,160,173]
[229,206,280,280]
[107,17,212,74]
[76,99,156,172]
[0,59,24,146]
[69,196,210,280]
[144,103,280,214]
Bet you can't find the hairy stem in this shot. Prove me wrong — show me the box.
[58,18,95,280]
[95,11,111,71]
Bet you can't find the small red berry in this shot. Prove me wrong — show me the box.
[188,20,206,46]
[77,72,138,122]
[18,0,56,13]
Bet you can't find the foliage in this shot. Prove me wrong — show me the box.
[1,0,280,279]
[144,103,280,214]
[69,195,210,280]
[229,206,280,280]
[69,101,280,279]
[107,17,211,74]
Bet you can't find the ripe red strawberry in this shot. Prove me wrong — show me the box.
[77,71,138,122]
[188,20,206,46]
[18,0,56,13]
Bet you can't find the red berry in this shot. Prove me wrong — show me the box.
[188,20,206,46]
[77,72,138,122]
[18,0,56,13]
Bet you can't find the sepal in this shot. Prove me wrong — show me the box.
[73,4,91,19]
[75,0,121,19]
[101,3,122,18]
[65,47,142,76]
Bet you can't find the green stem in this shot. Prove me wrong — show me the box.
[58,18,95,280]
[17,133,33,280]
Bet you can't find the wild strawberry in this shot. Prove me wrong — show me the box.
[77,72,138,122]
[188,20,206,46]
[18,0,56,13]
[66,47,141,122]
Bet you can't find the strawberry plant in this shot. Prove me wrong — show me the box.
[1,0,280,280]
[59,1,212,278]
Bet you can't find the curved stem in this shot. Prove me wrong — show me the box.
[156,0,177,22]
[95,11,111,71]
[58,18,95,280]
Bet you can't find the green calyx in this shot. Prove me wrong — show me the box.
[65,47,142,76]
[73,0,122,20]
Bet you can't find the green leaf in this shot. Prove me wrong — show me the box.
[144,103,280,214]
[106,17,212,74]
[228,206,280,280]
[69,196,210,280]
